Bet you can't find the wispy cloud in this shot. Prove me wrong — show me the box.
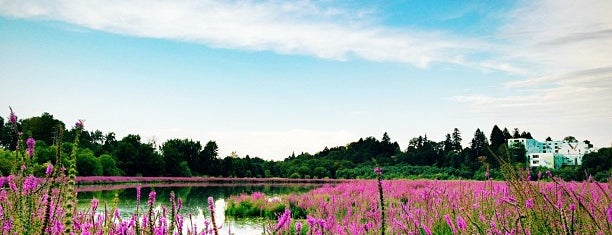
[0,0,491,68]
[453,1,612,139]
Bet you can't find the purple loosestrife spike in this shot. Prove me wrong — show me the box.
[525,198,535,209]
[45,163,53,176]
[606,206,612,223]
[91,198,99,211]
[76,119,85,129]
[422,224,432,235]
[275,209,291,231]
[295,222,302,233]
[374,167,383,176]
[485,165,490,179]
[546,170,552,178]
[22,175,38,194]
[444,214,457,234]
[538,171,542,180]
[8,107,17,124]
[26,137,36,157]
[456,215,467,231]
[207,196,215,214]
[148,191,156,207]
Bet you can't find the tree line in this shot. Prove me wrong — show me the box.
[0,112,609,181]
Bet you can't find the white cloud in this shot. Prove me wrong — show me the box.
[0,0,490,68]
[499,0,612,74]
[207,129,358,160]
[451,1,612,147]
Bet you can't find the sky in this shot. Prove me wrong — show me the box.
[1,0,611,160]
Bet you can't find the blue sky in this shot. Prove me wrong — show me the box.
[1,0,611,160]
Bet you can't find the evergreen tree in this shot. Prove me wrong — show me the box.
[443,133,453,153]
[489,125,506,150]
[451,128,462,152]
[512,128,521,138]
[468,128,489,170]
[502,128,512,140]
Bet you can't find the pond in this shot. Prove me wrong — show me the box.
[76,183,322,235]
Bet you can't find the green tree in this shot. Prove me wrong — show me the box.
[520,131,533,139]
[0,121,20,150]
[468,128,488,170]
[582,147,611,181]
[99,154,122,176]
[313,166,329,179]
[451,128,462,152]
[564,136,578,142]
[508,142,527,165]
[115,135,162,176]
[512,128,521,138]
[502,128,512,140]
[442,133,453,154]
[33,140,56,165]
[489,125,506,150]
[0,148,18,175]
[197,141,219,175]
[76,148,103,176]
[102,132,118,154]
[21,112,65,146]
[161,139,201,176]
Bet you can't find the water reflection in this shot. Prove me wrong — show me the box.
[76,183,321,234]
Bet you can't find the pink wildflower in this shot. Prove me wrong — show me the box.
[22,175,38,194]
[538,171,542,180]
[45,163,53,176]
[606,205,612,223]
[26,137,35,157]
[374,167,383,176]
[148,191,156,207]
[91,198,99,211]
[8,107,17,124]
[422,224,432,235]
[444,214,457,234]
[456,215,467,231]
[526,198,535,209]
[275,208,291,231]
[207,196,215,214]
[76,119,85,129]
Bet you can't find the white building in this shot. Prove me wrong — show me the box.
[507,138,593,169]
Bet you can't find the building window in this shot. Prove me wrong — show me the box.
[532,155,539,158]
[533,160,539,164]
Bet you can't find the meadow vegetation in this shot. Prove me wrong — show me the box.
[0,108,610,234]
[1,112,609,182]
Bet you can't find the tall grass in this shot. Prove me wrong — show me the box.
[1,108,226,234]
[228,170,611,234]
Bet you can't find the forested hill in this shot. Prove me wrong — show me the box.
[1,112,609,181]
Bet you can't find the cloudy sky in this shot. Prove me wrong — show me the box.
[1,0,610,160]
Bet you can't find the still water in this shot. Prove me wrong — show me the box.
[76,183,321,235]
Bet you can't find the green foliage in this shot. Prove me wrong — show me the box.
[289,172,301,179]
[582,147,611,180]
[99,154,122,176]
[20,112,64,146]
[0,148,18,175]
[2,110,605,181]
[76,148,103,176]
